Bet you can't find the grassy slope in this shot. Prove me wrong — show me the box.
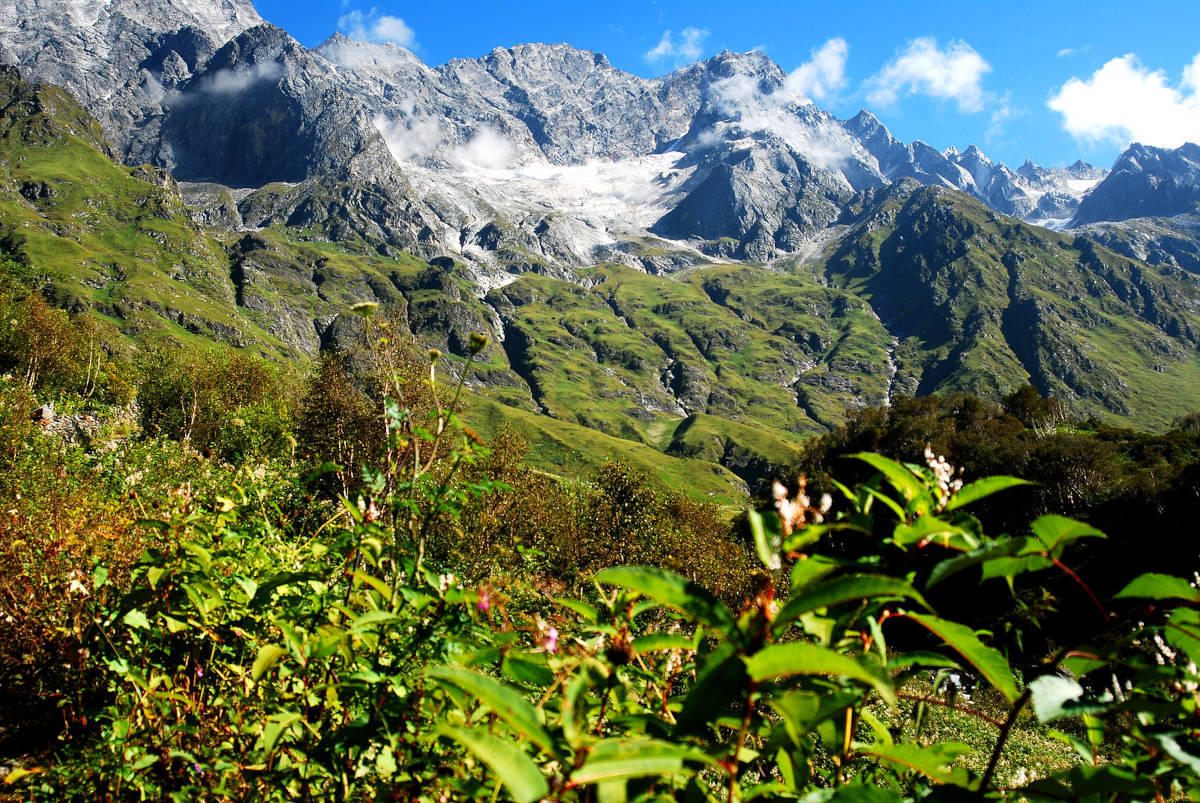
[461,391,751,505]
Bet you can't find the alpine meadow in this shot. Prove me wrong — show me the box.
[3,1,1200,799]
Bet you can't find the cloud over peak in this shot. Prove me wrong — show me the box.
[866,37,991,113]
[644,27,708,65]
[1048,52,1200,149]
[338,7,415,47]
[785,38,849,103]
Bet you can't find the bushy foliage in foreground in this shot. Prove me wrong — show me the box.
[2,346,1199,801]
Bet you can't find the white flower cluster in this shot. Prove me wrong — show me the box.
[924,446,964,510]
[771,476,832,537]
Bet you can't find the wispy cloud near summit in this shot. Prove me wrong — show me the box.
[338,6,415,47]
[644,27,708,66]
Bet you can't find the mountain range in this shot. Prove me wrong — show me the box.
[3,0,1200,487]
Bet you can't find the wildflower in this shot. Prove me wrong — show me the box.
[67,573,89,596]
[476,588,491,612]
[468,332,490,355]
[349,301,378,316]
[772,474,829,536]
[537,619,559,654]
[924,445,964,511]
[438,573,456,593]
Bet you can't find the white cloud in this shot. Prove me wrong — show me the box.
[866,37,992,113]
[372,106,444,164]
[1048,52,1200,148]
[644,27,708,65]
[338,7,415,47]
[784,38,848,103]
[985,93,1025,143]
[453,127,517,170]
[703,71,861,173]
[169,61,281,107]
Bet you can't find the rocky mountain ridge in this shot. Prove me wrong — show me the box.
[2,0,1200,451]
[8,0,1181,276]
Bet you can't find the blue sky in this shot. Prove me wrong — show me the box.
[251,0,1200,170]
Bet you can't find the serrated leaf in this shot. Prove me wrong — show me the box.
[774,574,929,634]
[745,643,896,706]
[440,726,548,803]
[904,614,1018,703]
[428,666,556,757]
[945,476,1031,511]
[1115,573,1200,603]
[251,644,288,683]
[593,566,735,634]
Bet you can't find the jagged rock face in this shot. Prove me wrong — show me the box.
[0,0,262,160]
[8,0,1200,282]
[1072,143,1200,226]
[158,24,383,186]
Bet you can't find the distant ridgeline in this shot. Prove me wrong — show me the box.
[1,0,1200,484]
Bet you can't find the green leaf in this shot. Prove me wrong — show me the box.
[631,634,694,653]
[848,453,926,503]
[427,666,557,757]
[892,516,974,549]
[860,742,971,786]
[677,642,745,731]
[745,643,895,706]
[259,711,301,755]
[350,609,402,632]
[926,538,1025,588]
[1029,515,1105,554]
[555,597,599,623]
[251,644,288,683]
[749,509,783,571]
[92,565,109,589]
[944,476,1031,511]
[130,753,159,771]
[503,654,554,687]
[182,541,213,572]
[122,609,150,630]
[440,727,548,803]
[1030,675,1084,722]
[1115,573,1200,603]
[774,574,930,634]
[1159,735,1200,776]
[791,554,844,591]
[593,566,735,634]
[570,738,708,784]
[903,614,1018,703]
